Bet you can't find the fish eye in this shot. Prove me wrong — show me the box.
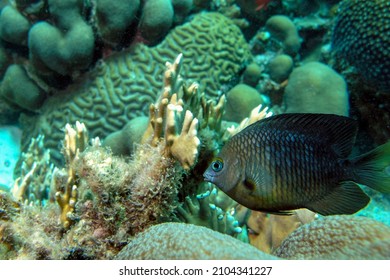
[211,159,224,172]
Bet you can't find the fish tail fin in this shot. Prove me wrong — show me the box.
[352,141,390,193]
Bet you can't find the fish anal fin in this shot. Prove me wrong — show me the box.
[266,210,294,216]
[307,181,370,215]
[254,209,294,215]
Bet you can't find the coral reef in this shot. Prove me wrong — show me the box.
[283,62,349,116]
[103,116,149,156]
[0,54,238,260]
[53,121,89,229]
[175,186,246,240]
[235,0,281,24]
[141,53,200,170]
[0,64,46,111]
[245,209,316,253]
[242,62,262,87]
[265,15,301,56]
[330,0,390,146]
[115,222,278,260]
[350,84,390,146]
[19,12,251,166]
[12,134,53,205]
[282,0,341,17]
[73,143,183,241]
[172,0,193,23]
[224,84,265,123]
[267,54,293,83]
[0,5,30,46]
[94,0,140,45]
[28,0,95,76]
[274,215,390,259]
[0,0,195,114]
[139,0,174,44]
[331,0,390,92]
[225,104,273,138]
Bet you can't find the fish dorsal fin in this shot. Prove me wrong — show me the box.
[250,113,358,158]
[307,181,370,215]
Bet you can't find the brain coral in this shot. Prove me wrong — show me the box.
[20,12,251,164]
[115,222,278,260]
[274,215,390,259]
[331,0,390,92]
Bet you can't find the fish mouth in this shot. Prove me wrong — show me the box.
[203,172,214,183]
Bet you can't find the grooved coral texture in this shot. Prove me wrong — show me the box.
[274,216,390,259]
[21,13,251,164]
[115,223,278,260]
[331,0,390,92]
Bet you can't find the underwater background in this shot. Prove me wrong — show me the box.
[0,0,389,260]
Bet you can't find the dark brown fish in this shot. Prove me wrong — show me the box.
[203,113,390,215]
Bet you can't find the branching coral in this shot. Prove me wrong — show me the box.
[12,135,54,204]
[175,185,247,240]
[53,121,88,229]
[225,104,273,138]
[142,53,205,170]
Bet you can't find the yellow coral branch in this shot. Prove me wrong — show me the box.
[142,54,200,170]
[54,121,88,229]
[55,183,78,229]
[168,110,200,170]
[12,163,37,202]
[226,104,273,137]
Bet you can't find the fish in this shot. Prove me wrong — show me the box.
[255,0,271,11]
[203,113,390,215]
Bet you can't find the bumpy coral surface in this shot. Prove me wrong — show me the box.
[274,215,390,259]
[283,62,349,116]
[115,222,278,260]
[20,12,251,165]
[331,0,390,92]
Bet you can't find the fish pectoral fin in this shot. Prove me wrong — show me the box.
[243,178,256,192]
[307,181,370,215]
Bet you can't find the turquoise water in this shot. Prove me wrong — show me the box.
[0,126,21,191]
